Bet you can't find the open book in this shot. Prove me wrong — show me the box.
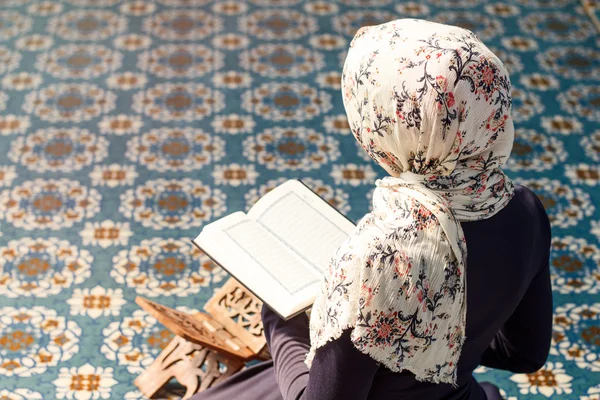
[192,180,355,320]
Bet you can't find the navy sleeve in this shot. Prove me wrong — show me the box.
[261,305,379,400]
[479,259,553,373]
[480,196,553,373]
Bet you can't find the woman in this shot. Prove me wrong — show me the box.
[193,19,552,400]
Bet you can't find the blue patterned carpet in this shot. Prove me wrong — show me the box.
[0,0,598,399]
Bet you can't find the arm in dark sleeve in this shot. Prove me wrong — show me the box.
[481,195,553,373]
[261,305,379,400]
[480,260,553,373]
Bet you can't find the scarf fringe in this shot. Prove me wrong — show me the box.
[306,321,465,387]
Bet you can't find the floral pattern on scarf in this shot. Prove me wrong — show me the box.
[307,19,515,385]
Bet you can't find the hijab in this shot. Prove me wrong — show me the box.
[306,19,515,385]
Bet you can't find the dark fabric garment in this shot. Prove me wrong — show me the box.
[192,185,552,400]
[480,382,503,400]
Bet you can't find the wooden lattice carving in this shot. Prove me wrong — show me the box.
[134,336,244,400]
[135,296,254,361]
[204,278,267,354]
[134,277,271,397]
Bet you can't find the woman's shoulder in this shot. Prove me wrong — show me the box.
[512,184,547,211]
[469,183,552,250]
[509,184,551,230]
[463,183,551,239]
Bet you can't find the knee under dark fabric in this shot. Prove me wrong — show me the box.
[480,382,503,400]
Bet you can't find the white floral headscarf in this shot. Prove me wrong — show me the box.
[307,19,515,385]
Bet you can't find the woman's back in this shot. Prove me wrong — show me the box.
[366,184,552,399]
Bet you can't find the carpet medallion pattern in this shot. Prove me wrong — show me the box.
[0,0,598,398]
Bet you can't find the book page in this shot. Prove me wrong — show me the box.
[223,219,321,294]
[194,212,321,319]
[248,180,355,274]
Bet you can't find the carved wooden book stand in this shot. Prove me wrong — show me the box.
[134,278,270,399]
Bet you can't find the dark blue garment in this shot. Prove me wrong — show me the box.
[192,185,552,400]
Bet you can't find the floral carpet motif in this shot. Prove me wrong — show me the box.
[0,0,598,399]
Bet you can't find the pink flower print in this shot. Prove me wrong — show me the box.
[361,284,374,307]
[449,130,463,156]
[455,130,463,144]
[435,75,448,92]
[447,327,463,350]
[472,57,502,102]
[476,174,488,194]
[376,150,401,172]
[419,206,433,219]
[378,321,393,340]
[484,111,508,133]
[436,100,444,114]
[458,105,468,123]
[394,253,411,278]
[447,92,455,108]
[481,65,495,89]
